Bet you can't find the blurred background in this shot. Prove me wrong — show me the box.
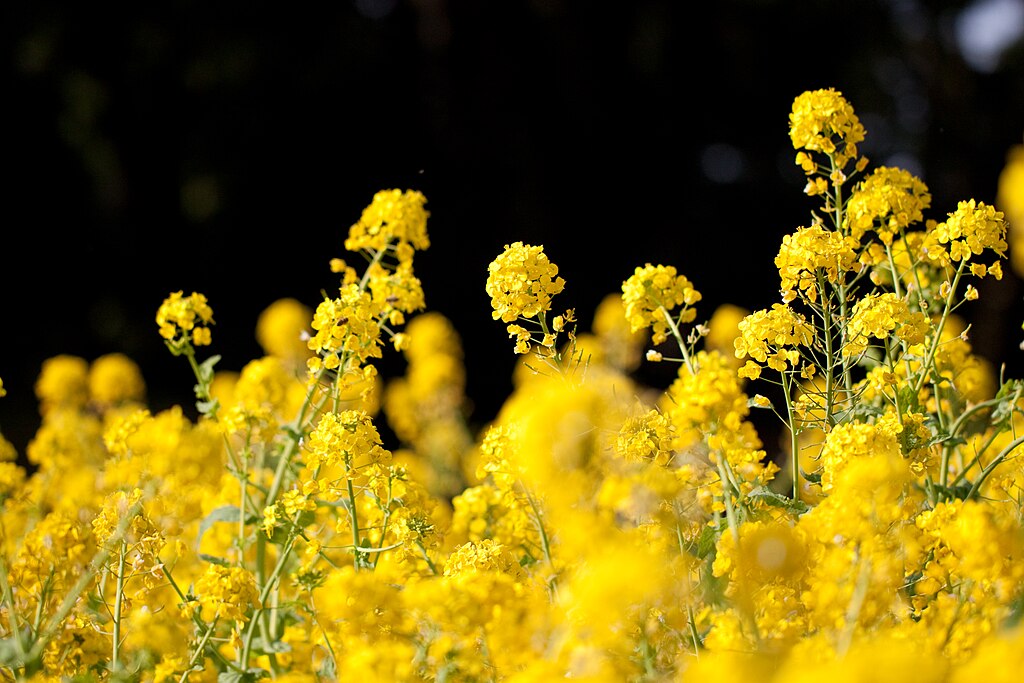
[4,0,1024,460]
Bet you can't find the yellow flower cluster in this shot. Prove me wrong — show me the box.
[845,166,932,245]
[2,94,1024,683]
[485,241,565,324]
[155,290,214,351]
[789,87,868,177]
[844,292,928,357]
[775,224,859,302]
[734,303,815,379]
[345,187,431,259]
[621,263,702,345]
[932,198,1008,263]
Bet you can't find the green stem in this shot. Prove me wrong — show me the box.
[110,541,127,674]
[524,488,554,569]
[966,433,1024,500]
[912,260,968,397]
[346,478,366,569]
[941,392,1017,488]
[781,374,801,500]
[714,455,740,543]
[0,552,28,668]
[659,305,694,374]
[816,271,838,429]
[179,617,219,683]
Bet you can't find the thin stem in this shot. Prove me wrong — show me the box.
[346,478,366,569]
[966,433,1024,500]
[715,455,740,544]
[0,552,28,668]
[912,260,968,397]
[179,617,219,683]
[781,373,801,500]
[110,541,127,674]
[659,305,694,374]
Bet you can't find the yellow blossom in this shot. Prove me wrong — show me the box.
[621,263,702,345]
[194,564,260,623]
[486,241,566,323]
[155,290,214,350]
[344,188,430,259]
[775,225,859,302]
[789,87,866,172]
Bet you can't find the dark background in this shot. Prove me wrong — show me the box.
[4,0,1024,461]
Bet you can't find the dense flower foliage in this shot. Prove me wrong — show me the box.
[1,93,1023,683]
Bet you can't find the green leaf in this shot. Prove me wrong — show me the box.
[196,397,220,418]
[747,485,810,515]
[218,669,268,683]
[198,553,232,567]
[695,523,718,559]
[197,505,244,549]
[0,637,25,667]
[801,468,822,485]
[250,638,293,655]
[196,505,256,552]
[197,354,222,383]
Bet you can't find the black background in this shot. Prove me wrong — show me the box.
[4,0,1024,461]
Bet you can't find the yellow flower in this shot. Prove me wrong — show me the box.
[932,198,1008,261]
[155,290,214,350]
[345,188,430,259]
[844,292,929,357]
[616,408,675,466]
[845,166,931,245]
[789,88,866,171]
[34,354,90,414]
[306,283,384,373]
[194,564,260,623]
[303,409,391,474]
[734,303,815,375]
[255,297,313,365]
[775,225,859,302]
[443,538,527,581]
[88,352,146,409]
[997,143,1024,276]
[485,241,566,323]
[621,263,701,345]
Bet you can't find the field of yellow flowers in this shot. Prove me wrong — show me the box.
[2,88,1024,682]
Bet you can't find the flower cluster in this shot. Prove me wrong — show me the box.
[155,290,215,353]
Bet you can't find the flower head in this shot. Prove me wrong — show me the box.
[616,408,675,466]
[844,292,929,357]
[156,291,214,351]
[194,564,260,623]
[932,199,1007,262]
[734,303,815,379]
[486,242,566,323]
[304,409,391,474]
[306,283,384,374]
[789,88,866,172]
[35,354,89,414]
[775,225,859,303]
[88,352,146,410]
[256,297,314,366]
[845,166,931,245]
[345,188,430,262]
[621,264,701,345]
